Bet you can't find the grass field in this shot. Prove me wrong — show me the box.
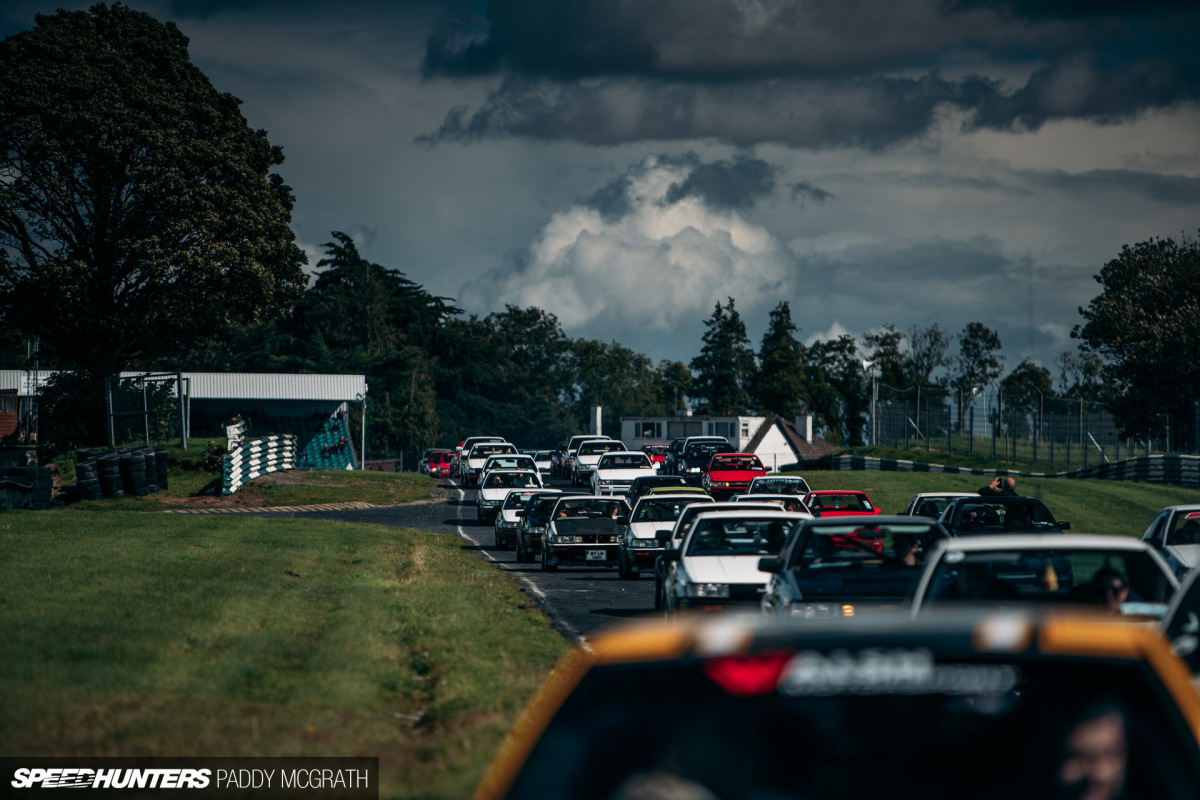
[0,512,568,799]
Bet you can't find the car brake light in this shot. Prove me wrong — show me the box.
[703,653,792,696]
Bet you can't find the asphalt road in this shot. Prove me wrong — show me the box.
[282,474,657,645]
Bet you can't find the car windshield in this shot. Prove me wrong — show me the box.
[503,490,542,510]
[950,500,1058,532]
[528,497,560,522]
[686,519,791,556]
[685,443,733,458]
[789,523,941,568]
[807,493,873,512]
[924,548,1175,614]
[485,472,540,489]
[579,441,624,456]
[488,456,533,470]
[751,477,810,494]
[506,655,1200,800]
[555,499,623,519]
[534,452,553,462]
[633,498,706,523]
[600,454,651,469]
[473,444,515,458]
[711,456,762,471]
[1167,512,1200,545]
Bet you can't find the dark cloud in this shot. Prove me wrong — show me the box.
[417,74,965,150]
[664,156,776,210]
[419,0,1200,149]
[1017,168,1200,205]
[962,57,1200,132]
[791,182,835,205]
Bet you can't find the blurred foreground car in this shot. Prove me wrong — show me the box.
[1142,505,1200,578]
[760,516,949,617]
[475,611,1200,800]
[911,534,1178,618]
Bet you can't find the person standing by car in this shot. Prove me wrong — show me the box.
[980,476,1018,497]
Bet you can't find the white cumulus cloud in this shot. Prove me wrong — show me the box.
[458,155,800,335]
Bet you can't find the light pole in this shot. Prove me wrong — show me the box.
[862,359,877,445]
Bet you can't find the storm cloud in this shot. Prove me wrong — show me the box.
[420,0,1200,148]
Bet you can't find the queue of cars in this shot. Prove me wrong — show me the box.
[443,433,1200,797]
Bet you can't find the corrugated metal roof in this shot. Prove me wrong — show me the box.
[0,370,367,401]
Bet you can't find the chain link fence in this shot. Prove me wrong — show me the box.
[871,385,1168,469]
[105,372,190,449]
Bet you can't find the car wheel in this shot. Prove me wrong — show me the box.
[494,523,502,549]
[617,550,628,579]
[541,543,557,572]
[654,578,663,610]
[516,537,526,563]
[477,505,483,525]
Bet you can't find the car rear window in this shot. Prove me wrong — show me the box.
[808,493,873,511]
[505,653,1200,800]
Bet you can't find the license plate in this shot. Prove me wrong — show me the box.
[586,549,607,561]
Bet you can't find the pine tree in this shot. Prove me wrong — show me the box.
[690,298,757,414]
[758,302,806,419]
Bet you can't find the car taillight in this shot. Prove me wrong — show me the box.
[703,653,792,696]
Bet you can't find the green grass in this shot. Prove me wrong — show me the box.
[0,512,568,799]
[798,470,1200,537]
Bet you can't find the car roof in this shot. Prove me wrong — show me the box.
[808,489,869,495]
[598,450,649,459]
[647,485,710,494]
[633,493,715,505]
[688,510,808,522]
[938,533,1154,550]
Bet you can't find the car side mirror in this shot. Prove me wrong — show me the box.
[758,556,783,574]
[655,530,672,543]
[661,549,680,562]
[1058,521,1071,531]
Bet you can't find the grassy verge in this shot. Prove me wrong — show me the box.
[0,512,568,798]
[799,470,1200,537]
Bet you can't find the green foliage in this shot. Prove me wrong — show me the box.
[952,322,1004,430]
[757,302,806,419]
[1001,358,1054,413]
[0,4,307,381]
[1075,233,1200,445]
[690,298,757,415]
[863,324,907,389]
[804,334,869,446]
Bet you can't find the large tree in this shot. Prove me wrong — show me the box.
[757,301,806,419]
[952,322,1004,431]
[1075,233,1200,446]
[690,298,757,415]
[0,3,307,382]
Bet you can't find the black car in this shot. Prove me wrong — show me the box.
[539,495,630,571]
[623,475,688,506]
[759,515,950,617]
[938,496,1070,536]
[515,490,579,563]
[677,440,736,484]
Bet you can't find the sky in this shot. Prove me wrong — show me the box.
[4,0,1200,383]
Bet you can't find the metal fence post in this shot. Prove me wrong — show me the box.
[969,406,975,460]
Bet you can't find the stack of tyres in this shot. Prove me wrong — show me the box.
[97,454,123,498]
[75,458,103,501]
[139,448,159,492]
[32,466,53,509]
[120,451,152,497]
[154,448,169,490]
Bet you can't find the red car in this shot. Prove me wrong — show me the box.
[701,453,767,498]
[641,443,670,468]
[803,490,882,517]
[431,450,455,478]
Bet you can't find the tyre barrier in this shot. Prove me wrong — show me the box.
[221,434,298,496]
[75,446,171,500]
[796,453,1200,489]
[0,465,52,510]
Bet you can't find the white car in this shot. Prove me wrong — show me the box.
[591,451,656,496]
[480,453,537,482]
[572,439,626,487]
[476,469,542,524]
[1141,505,1200,579]
[910,534,1179,618]
[615,492,714,580]
[745,475,812,495]
[660,509,810,613]
[463,442,517,488]
[900,492,977,518]
[532,450,554,478]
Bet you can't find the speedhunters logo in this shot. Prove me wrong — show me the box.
[12,768,211,789]
[2,758,377,797]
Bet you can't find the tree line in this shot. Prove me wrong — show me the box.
[1,5,1196,454]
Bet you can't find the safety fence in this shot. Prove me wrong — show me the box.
[297,409,356,470]
[221,434,297,496]
[801,453,1200,489]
